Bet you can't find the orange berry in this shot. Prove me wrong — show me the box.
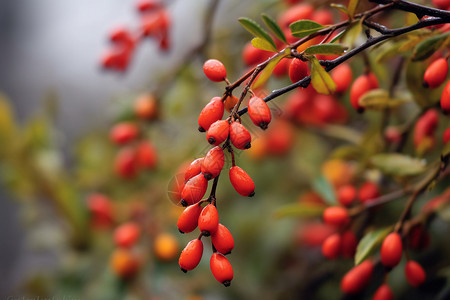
[198,204,219,235]
[381,232,403,268]
[229,166,255,197]
[181,173,208,206]
[373,284,394,300]
[179,239,203,272]
[441,80,450,113]
[110,249,140,278]
[210,252,233,287]
[248,96,272,130]
[224,95,239,112]
[177,203,203,234]
[322,233,341,259]
[424,58,448,88]
[134,94,158,120]
[201,146,225,180]
[110,122,139,145]
[184,158,204,182]
[114,222,141,248]
[341,260,374,294]
[207,120,230,146]
[337,185,356,207]
[203,59,227,82]
[198,97,225,132]
[154,233,179,261]
[405,260,426,287]
[135,141,157,170]
[211,224,234,255]
[323,206,350,227]
[230,122,252,150]
[331,63,353,94]
[289,58,308,84]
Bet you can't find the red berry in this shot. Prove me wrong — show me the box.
[114,222,141,248]
[210,252,233,287]
[323,206,349,227]
[337,185,356,206]
[177,203,203,233]
[179,239,203,272]
[198,97,225,132]
[414,109,439,148]
[385,126,402,144]
[203,59,227,82]
[408,225,431,250]
[248,96,272,130]
[341,260,374,294]
[273,58,291,77]
[110,122,139,145]
[198,204,219,235]
[242,42,272,66]
[341,230,358,258]
[350,73,378,112]
[184,158,204,182]
[136,0,159,12]
[331,63,353,94]
[405,260,426,287]
[229,166,255,197]
[358,181,380,204]
[207,120,230,146]
[201,146,225,180]
[322,233,341,259]
[424,58,448,88]
[312,9,334,25]
[110,248,140,278]
[289,58,308,84]
[211,224,234,255]
[296,223,336,247]
[109,26,133,44]
[114,147,138,179]
[443,128,450,144]
[181,173,208,206]
[135,141,157,170]
[278,4,314,29]
[230,122,252,149]
[373,284,394,300]
[87,193,114,228]
[441,80,450,113]
[381,232,403,268]
[432,0,450,10]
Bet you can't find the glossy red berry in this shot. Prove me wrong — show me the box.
[114,222,141,248]
[373,284,394,300]
[381,232,403,268]
[114,147,137,179]
[350,73,378,112]
[332,63,353,94]
[184,158,204,182]
[242,42,272,66]
[322,233,341,259]
[358,181,380,204]
[210,252,233,287]
[198,97,225,132]
[230,122,252,149]
[181,173,208,206]
[340,230,358,258]
[248,96,272,130]
[110,122,139,145]
[177,204,203,234]
[201,146,225,180]
[323,206,349,227]
[207,120,230,146]
[405,260,426,287]
[443,128,450,144]
[211,224,234,255]
[289,58,308,84]
[179,239,203,272]
[203,59,227,82]
[229,166,255,197]
[441,80,450,113]
[341,260,374,294]
[135,141,157,170]
[198,204,219,235]
[337,185,356,206]
[424,58,448,88]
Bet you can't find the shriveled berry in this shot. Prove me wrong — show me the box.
[332,63,353,94]
[198,204,219,235]
[229,166,255,197]
[230,122,252,150]
[337,185,356,206]
[201,146,225,180]
[210,252,233,287]
[381,232,403,268]
[441,80,450,113]
[207,120,230,146]
[424,58,448,88]
[198,97,225,132]
[248,96,272,130]
[405,260,426,287]
[136,141,157,170]
[114,147,137,179]
[350,73,378,112]
[179,239,203,272]
[114,222,141,248]
[373,284,394,300]
[184,158,204,182]
[177,203,203,233]
[340,230,358,258]
[323,206,349,227]
[322,233,341,259]
[289,58,308,84]
[358,181,380,204]
[181,173,208,206]
[203,59,227,82]
[341,260,374,294]
[110,122,139,145]
[211,224,234,255]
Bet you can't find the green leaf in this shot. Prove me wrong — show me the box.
[290,20,324,38]
[355,227,392,265]
[312,176,336,205]
[411,32,450,61]
[310,57,336,95]
[251,37,277,52]
[304,43,347,55]
[370,153,427,176]
[347,0,361,18]
[342,20,362,48]
[274,202,326,219]
[239,17,277,51]
[252,54,287,89]
[330,3,349,16]
[261,14,287,44]
[359,89,409,110]
[330,145,364,160]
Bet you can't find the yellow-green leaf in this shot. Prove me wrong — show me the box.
[304,43,347,55]
[347,0,361,18]
[251,37,277,52]
[290,20,324,38]
[342,20,362,48]
[239,17,277,50]
[310,57,336,95]
[355,227,392,265]
[261,13,287,44]
[330,3,349,17]
[274,202,326,219]
[359,89,409,110]
[252,54,286,89]
[370,153,427,176]
[411,32,450,61]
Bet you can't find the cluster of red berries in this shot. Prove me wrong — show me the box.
[101,0,171,72]
[422,56,450,113]
[110,94,158,179]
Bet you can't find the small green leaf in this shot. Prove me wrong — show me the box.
[411,32,450,61]
[312,176,336,205]
[330,3,349,16]
[370,153,427,176]
[355,227,392,265]
[347,0,361,18]
[252,54,286,89]
[290,20,324,38]
[359,89,409,110]
[239,17,277,50]
[342,20,362,48]
[304,43,347,55]
[310,57,336,95]
[261,14,287,44]
[251,37,278,52]
[274,202,326,219]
